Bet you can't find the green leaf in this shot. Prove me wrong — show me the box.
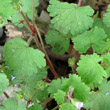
[54,90,66,104]
[101,53,110,77]
[77,54,107,86]
[0,0,15,26]
[21,0,39,20]
[4,38,46,76]
[84,79,110,110]
[45,30,70,54]
[72,26,107,54]
[18,69,47,101]
[59,103,77,110]
[103,5,110,28]
[0,98,26,110]
[0,73,9,95]
[93,18,110,39]
[48,78,65,97]
[36,87,48,102]
[48,74,89,102]
[62,74,90,102]
[28,104,42,110]
[48,0,94,35]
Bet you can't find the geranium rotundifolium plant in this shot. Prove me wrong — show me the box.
[0,0,110,110]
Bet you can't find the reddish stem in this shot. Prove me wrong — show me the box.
[80,0,83,6]
[19,11,59,78]
[3,92,9,98]
[78,0,83,6]
[33,36,59,78]
[32,0,36,35]
[19,11,33,33]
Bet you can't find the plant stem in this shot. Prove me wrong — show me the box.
[19,11,33,33]
[38,28,47,35]
[19,11,59,78]
[52,105,59,110]
[35,24,59,78]
[32,0,36,35]
[78,0,83,7]
[31,90,38,101]
[3,92,9,98]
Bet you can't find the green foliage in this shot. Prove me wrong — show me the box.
[72,26,107,54]
[48,74,89,102]
[48,0,94,36]
[103,5,110,28]
[28,104,42,110]
[36,87,48,102]
[62,74,90,102]
[93,18,110,39]
[48,78,64,97]
[21,0,39,19]
[0,73,9,95]
[84,79,110,110]
[54,90,66,104]
[11,12,25,27]
[68,57,76,67]
[45,30,70,54]
[4,38,46,76]
[0,0,15,26]
[19,69,47,100]
[59,103,77,110]
[0,0,39,27]
[77,54,107,86]
[1,0,110,109]
[101,53,110,77]
[0,98,26,110]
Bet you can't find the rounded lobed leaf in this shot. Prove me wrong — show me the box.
[54,90,66,104]
[48,0,94,35]
[62,74,90,102]
[0,0,15,26]
[103,5,110,28]
[72,26,107,54]
[45,30,70,54]
[0,98,26,110]
[77,53,107,86]
[84,79,110,110]
[4,38,46,76]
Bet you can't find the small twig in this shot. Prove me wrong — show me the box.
[3,92,9,98]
